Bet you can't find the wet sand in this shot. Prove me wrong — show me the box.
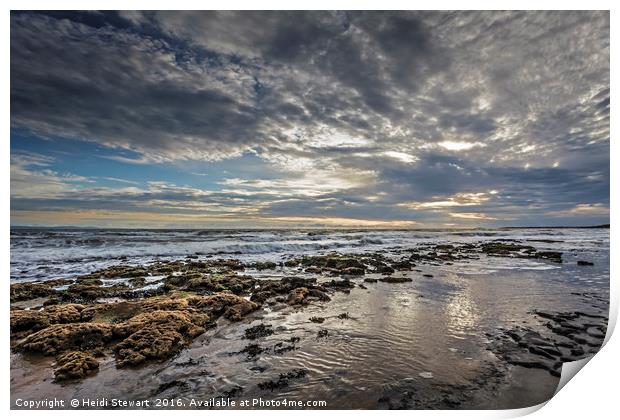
[10,236,609,409]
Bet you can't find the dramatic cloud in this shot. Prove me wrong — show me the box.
[10,11,610,227]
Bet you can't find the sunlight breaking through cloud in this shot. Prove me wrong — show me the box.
[10,11,609,227]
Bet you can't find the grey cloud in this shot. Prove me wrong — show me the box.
[10,11,610,225]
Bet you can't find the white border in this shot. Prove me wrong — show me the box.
[2,2,616,419]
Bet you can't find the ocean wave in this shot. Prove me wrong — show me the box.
[10,228,609,283]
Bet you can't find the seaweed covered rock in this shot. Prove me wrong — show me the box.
[244,323,274,340]
[479,242,563,263]
[251,276,329,305]
[53,351,99,381]
[323,278,355,289]
[164,273,256,295]
[391,260,413,270]
[287,287,309,305]
[163,272,204,289]
[43,304,87,323]
[136,297,192,313]
[112,310,209,338]
[340,267,365,276]
[258,368,309,391]
[16,323,113,355]
[307,288,331,301]
[281,276,317,289]
[253,261,277,270]
[377,266,395,275]
[148,261,180,275]
[14,292,259,369]
[187,293,259,321]
[481,242,534,255]
[213,259,245,271]
[112,310,210,367]
[10,282,54,302]
[59,284,131,302]
[200,274,255,295]
[79,301,143,323]
[286,286,330,306]
[10,310,50,334]
[78,265,149,280]
[76,278,103,286]
[82,293,258,326]
[10,304,86,336]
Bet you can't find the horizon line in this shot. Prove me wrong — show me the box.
[9,224,610,231]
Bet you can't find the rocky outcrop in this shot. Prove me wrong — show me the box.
[11,282,54,302]
[113,310,209,367]
[16,323,113,355]
[12,291,262,376]
[10,304,86,336]
[53,351,99,381]
[187,293,259,321]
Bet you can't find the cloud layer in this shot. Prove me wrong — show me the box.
[10,11,610,227]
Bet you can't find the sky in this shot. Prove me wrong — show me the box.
[10,11,610,228]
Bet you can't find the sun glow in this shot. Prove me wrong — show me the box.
[382,151,417,163]
[399,192,490,210]
[437,141,484,152]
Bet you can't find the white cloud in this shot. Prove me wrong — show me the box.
[437,141,484,152]
[547,203,609,217]
[449,212,497,221]
[382,151,417,163]
[399,192,491,210]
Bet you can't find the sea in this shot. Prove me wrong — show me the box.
[10,227,610,287]
[10,227,610,408]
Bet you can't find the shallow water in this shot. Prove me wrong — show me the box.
[10,228,610,409]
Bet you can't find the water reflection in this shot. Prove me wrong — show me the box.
[445,278,480,339]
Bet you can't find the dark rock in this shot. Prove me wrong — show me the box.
[273,342,296,354]
[156,380,189,393]
[325,278,354,288]
[258,369,308,391]
[340,267,365,276]
[239,343,266,359]
[254,261,277,270]
[379,277,412,283]
[128,277,147,287]
[281,276,317,289]
[317,329,329,338]
[287,287,310,305]
[244,323,274,340]
[221,386,243,398]
[376,266,395,274]
[533,251,563,263]
[391,261,413,270]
